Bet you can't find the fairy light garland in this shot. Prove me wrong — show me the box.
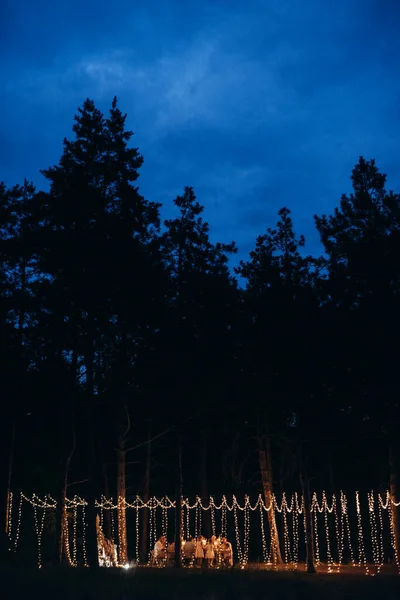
[14,493,23,552]
[117,495,128,565]
[148,498,154,564]
[7,491,13,540]
[135,501,140,563]
[73,498,78,566]
[233,497,243,566]
[378,497,385,572]
[387,491,400,574]
[179,497,184,542]
[154,501,158,550]
[100,495,104,531]
[259,502,270,563]
[82,502,88,567]
[186,500,191,539]
[110,500,116,546]
[242,498,250,567]
[355,491,368,574]
[162,498,168,538]
[311,494,321,566]
[194,502,198,539]
[9,490,400,573]
[198,497,202,537]
[322,491,334,572]
[368,491,381,572]
[341,492,355,566]
[268,495,281,568]
[292,493,300,568]
[221,500,227,538]
[281,494,291,564]
[331,494,342,572]
[302,495,307,570]
[210,498,216,537]
[32,494,47,568]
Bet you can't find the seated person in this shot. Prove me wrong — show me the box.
[167,540,175,565]
[220,537,233,567]
[183,537,195,565]
[154,535,166,562]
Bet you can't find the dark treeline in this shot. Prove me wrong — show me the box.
[1,98,400,564]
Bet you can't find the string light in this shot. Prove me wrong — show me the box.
[387,491,400,574]
[292,493,300,568]
[32,494,47,568]
[281,494,291,564]
[259,501,271,563]
[135,502,140,564]
[269,494,281,568]
[322,491,334,572]
[11,490,400,573]
[197,497,202,536]
[340,492,355,567]
[154,501,159,550]
[110,499,116,546]
[302,494,307,571]
[148,498,154,564]
[368,491,381,573]
[179,497,184,543]
[194,502,198,539]
[7,491,13,541]
[355,491,368,574]
[333,493,342,572]
[311,493,320,566]
[117,495,128,566]
[100,495,104,531]
[185,500,190,539]
[233,497,243,566]
[210,497,216,537]
[378,497,385,572]
[73,497,78,566]
[82,502,88,567]
[14,493,23,552]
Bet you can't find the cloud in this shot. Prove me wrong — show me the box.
[2,0,400,264]
[6,19,302,141]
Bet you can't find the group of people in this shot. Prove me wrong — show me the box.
[96,515,118,567]
[153,534,233,567]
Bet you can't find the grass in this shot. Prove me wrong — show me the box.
[2,564,400,600]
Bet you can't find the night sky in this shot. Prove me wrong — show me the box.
[2,0,400,264]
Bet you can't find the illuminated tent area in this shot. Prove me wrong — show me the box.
[7,491,400,573]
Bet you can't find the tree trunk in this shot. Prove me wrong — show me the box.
[54,350,77,566]
[389,445,400,562]
[5,420,15,536]
[18,255,26,344]
[200,434,211,538]
[174,434,183,568]
[257,434,283,565]
[116,441,128,565]
[54,438,75,565]
[299,446,316,574]
[85,339,99,568]
[278,459,285,557]
[5,236,26,536]
[103,464,112,541]
[140,425,151,562]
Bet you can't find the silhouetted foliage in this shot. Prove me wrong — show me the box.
[1,97,400,561]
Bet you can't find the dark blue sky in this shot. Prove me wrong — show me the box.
[1,0,400,264]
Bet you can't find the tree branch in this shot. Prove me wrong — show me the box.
[123,402,131,438]
[125,425,174,454]
[67,479,88,488]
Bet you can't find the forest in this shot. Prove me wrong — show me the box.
[1,97,400,568]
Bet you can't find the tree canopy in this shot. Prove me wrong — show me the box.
[1,98,400,531]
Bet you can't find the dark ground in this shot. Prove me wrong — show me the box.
[2,565,400,600]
